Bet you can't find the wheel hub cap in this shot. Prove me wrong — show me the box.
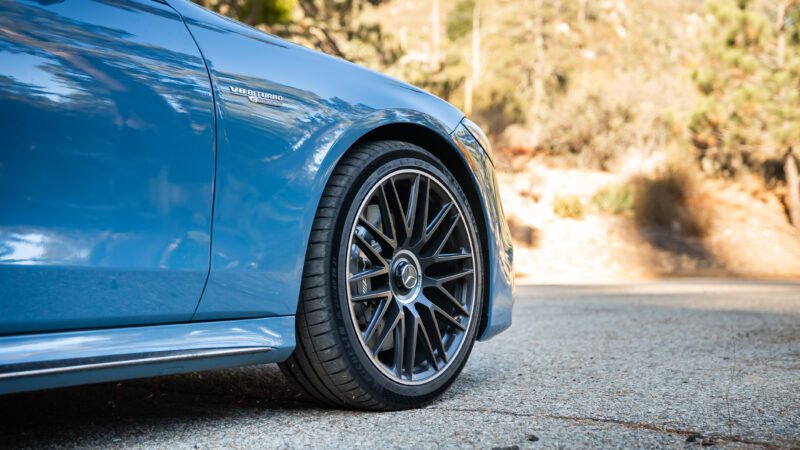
[390,250,422,304]
[397,262,418,290]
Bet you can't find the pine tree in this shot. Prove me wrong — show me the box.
[690,0,800,226]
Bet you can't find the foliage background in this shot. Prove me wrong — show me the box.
[198,0,800,279]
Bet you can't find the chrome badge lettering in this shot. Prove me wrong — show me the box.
[228,85,283,107]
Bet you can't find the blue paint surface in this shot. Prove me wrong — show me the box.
[0,0,513,393]
[0,0,215,333]
[168,0,466,320]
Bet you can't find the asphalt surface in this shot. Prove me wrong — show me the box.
[1,280,799,449]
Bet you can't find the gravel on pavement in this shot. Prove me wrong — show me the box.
[1,279,798,449]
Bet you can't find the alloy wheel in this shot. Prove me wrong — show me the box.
[345,168,477,385]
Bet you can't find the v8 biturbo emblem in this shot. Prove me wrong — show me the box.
[228,85,283,107]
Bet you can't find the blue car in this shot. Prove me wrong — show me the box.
[0,0,513,410]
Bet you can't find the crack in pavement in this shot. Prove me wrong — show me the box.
[427,406,793,449]
[124,381,316,407]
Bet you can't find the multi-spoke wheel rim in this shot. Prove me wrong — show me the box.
[345,168,476,385]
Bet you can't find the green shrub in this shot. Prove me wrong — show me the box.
[536,89,638,170]
[553,195,585,219]
[591,183,634,215]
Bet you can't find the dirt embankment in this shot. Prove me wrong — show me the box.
[500,164,800,283]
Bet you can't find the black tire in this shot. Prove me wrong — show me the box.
[279,140,484,410]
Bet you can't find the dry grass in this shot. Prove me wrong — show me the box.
[553,195,586,219]
[592,183,635,215]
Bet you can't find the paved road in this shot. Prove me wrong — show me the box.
[2,280,799,449]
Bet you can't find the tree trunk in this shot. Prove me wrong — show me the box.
[464,1,480,115]
[786,148,800,230]
[399,26,408,51]
[532,0,544,104]
[472,2,481,85]
[464,77,473,115]
[430,0,441,71]
[530,0,544,146]
[777,1,787,68]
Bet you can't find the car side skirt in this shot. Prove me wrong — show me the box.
[0,316,295,395]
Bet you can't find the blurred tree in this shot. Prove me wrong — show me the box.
[446,0,474,42]
[294,0,400,65]
[690,0,800,226]
[195,0,401,67]
[431,0,441,71]
[196,0,295,25]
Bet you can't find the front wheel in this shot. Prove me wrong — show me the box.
[279,140,484,410]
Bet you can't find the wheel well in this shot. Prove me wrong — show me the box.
[355,123,491,337]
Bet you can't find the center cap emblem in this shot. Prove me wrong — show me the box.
[399,263,418,290]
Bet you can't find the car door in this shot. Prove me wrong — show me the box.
[0,0,216,334]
